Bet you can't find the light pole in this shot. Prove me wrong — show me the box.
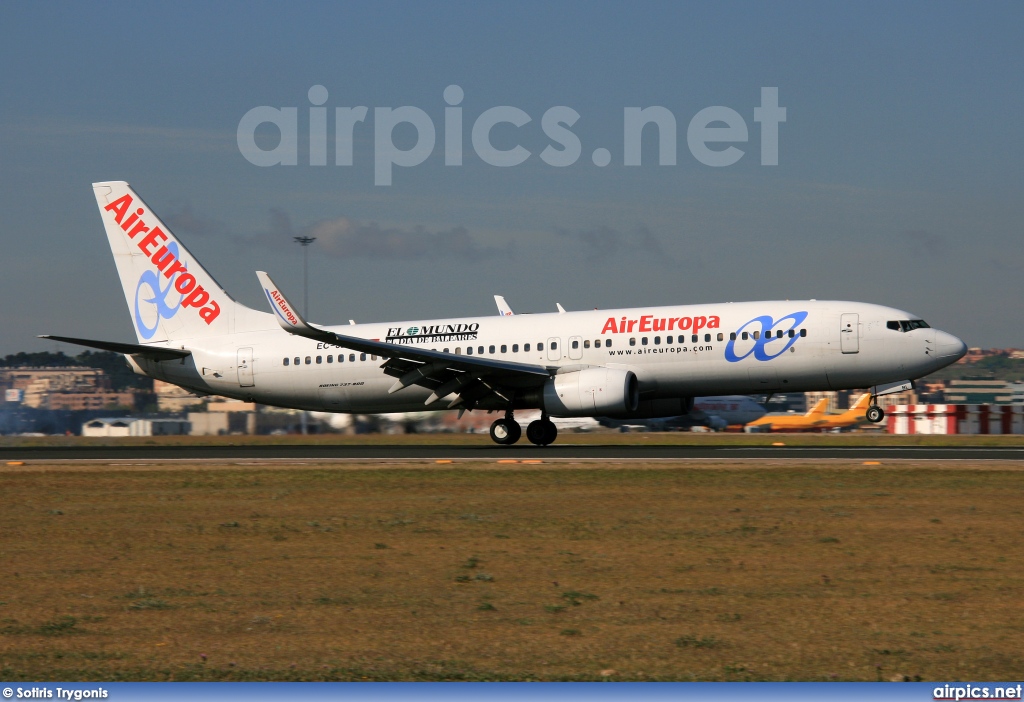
[293,235,316,436]
[293,235,316,317]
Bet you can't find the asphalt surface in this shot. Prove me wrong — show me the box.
[2,444,1024,461]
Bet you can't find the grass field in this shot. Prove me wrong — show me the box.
[1,460,1022,681]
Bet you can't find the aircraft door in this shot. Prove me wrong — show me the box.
[840,314,859,354]
[547,337,562,361]
[568,336,583,360]
[237,347,255,386]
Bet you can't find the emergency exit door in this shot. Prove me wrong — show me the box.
[840,314,859,354]
[237,347,255,386]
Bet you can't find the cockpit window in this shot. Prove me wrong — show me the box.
[887,319,931,332]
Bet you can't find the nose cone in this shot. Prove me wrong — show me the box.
[935,330,968,361]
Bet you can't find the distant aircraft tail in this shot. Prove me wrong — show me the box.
[92,181,262,343]
[849,393,872,412]
[806,398,829,416]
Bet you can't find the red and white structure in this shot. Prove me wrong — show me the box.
[886,404,1024,434]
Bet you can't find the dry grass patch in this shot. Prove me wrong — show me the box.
[0,461,1021,681]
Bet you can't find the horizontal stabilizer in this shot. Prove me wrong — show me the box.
[40,335,191,361]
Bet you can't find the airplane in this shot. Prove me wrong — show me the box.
[43,181,969,447]
[600,395,766,431]
[744,397,830,431]
[746,393,874,432]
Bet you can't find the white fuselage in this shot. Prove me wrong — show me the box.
[131,299,966,417]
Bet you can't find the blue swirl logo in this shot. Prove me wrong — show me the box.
[133,243,183,340]
[724,311,808,362]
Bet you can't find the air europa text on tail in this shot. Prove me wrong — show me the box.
[104,194,221,324]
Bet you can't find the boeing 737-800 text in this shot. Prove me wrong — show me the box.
[43,182,968,446]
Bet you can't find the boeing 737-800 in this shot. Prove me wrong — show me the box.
[43,182,968,446]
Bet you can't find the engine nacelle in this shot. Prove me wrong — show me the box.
[542,367,639,417]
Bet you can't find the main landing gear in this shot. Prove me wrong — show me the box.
[526,414,558,446]
[489,410,558,446]
[489,411,522,445]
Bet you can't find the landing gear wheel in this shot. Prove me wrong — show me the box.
[527,419,558,446]
[489,418,521,445]
[865,405,885,423]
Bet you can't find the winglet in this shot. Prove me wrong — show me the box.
[494,295,514,316]
[556,303,566,313]
[256,271,319,336]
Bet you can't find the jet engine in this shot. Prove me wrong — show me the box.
[542,367,639,417]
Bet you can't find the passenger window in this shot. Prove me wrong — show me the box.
[741,332,748,341]
[667,335,673,344]
[583,340,590,349]
[466,347,473,355]
[349,354,355,362]
[513,344,519,352]
[360,353,367,361]
[283,357,289,366]
[800,329,807,337]
[371,355,377,361]
[501,345,507,353]
[752,331,760,340]
[305,356,312,364]
[629,337,636,346]
[294,357,300,365]
[316,355,322,364]
[478,346,484,354]
[605,339,612,347]
[489,345,495,354]
[538,343,544,351]
[524,343,530,352]
[654,336,660,345]
[705,333,711,342]
[777,330,784,339]
[455,348,461,354]
[551,342,557,350]
[573,340,580,349]
[691,334,698,343]
[443,348,449,353]
[788,330,795,338]
[717,333,724,341]
[327,355,333,363]
[642,337,648,346]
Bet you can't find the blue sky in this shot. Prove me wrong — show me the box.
[1,1,1022,354]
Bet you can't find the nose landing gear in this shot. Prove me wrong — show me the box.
[865,403,885,423]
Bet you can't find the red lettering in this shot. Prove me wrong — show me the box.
[151,246,176,271]
[181,285,209,309]
[668,318,676,330]
[601,317,618,334]
[199,301,221,324]
[639,315,652,332]
[627,319,637,332]
[708,316,720,329]
[126,220,150,239]
[174,273,197,295]
[694,316,707,334]
[121,208,144,232]
[678,317,692,331]
[104,194,132,224]
[653,318,666,332]
[138,226,168,256]
[164,258,188,279]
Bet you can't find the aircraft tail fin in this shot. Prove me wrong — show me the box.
[849,393,872,412]
[807,398,829,416]
[92,181,259,343]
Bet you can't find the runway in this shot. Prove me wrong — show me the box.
[3,443,1024,461]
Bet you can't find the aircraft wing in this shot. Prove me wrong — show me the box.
[39,335,192,361]
[257,272,552,409]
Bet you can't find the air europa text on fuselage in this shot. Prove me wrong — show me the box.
[103,194,221,324]
[601,314,720,335]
